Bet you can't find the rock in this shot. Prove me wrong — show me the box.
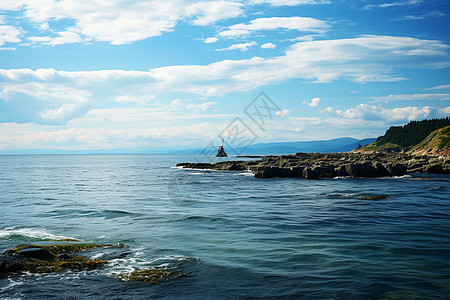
[383,163,407,176]
[425,163,444,174]
[17,247,55,261]
[345,163,378,177]
[290,166,305,177]
[254,166,293,178]
[0,243,124,276]
[118,268,183,284]
[302,167,318,179]
[176,152,448,179]
[360,194,388,200]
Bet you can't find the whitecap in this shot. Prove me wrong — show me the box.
[0,226,80,242]
[233,171,254,177]
[0,277,24,293]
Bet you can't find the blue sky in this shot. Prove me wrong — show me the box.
[0,0,449,151]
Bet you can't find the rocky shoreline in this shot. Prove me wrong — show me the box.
[176,152,450,179]
[0,243,183,283]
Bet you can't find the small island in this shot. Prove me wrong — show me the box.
[177,118,450,179]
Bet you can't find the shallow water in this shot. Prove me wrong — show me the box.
[0,155,449,299]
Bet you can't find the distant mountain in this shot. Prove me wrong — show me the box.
[234,137,376,154]
[0,137,376,155]
[166,137,376,155]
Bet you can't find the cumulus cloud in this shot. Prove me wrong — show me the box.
[276,109,291,116]
[204,37,219,44]
[216,41,257,51]
[306,97,320,107]
[0,35,449,124]
[0,0,245,45]
[335,103,438,122]
[261,42,276,49]
[0,25,21,46]
[185,1,243,26]
[219,16,328,38]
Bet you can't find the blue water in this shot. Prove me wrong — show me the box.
[0,155,449,299]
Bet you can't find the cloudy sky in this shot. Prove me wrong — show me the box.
[0,0,449,151]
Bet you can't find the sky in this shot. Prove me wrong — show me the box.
[0,0,449,152]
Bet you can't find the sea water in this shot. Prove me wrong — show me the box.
[0,155,449,299]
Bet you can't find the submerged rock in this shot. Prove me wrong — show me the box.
[118,268,183,284]
[359,194,388,200]
[0,243,124,276]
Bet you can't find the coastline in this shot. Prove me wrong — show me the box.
[177,152,450,179]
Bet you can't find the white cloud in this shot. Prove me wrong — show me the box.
[309,97,320,107]
[261,42,276,49]
[39,103,78,122]
[0,25,21,46]
[249,0,330,6]
[169,98,216,111]
[276,109,291,116]
[335,103,436,122]
[1,0,245,45]
[379,0,423,8]
[438,107,450,115]
[216,41,257,51]
[0,35,449,124]
[219,16,328,38]
[0,1,24,10]
[425,85,450,91]
[288,35,315,42]
[397,11,446,21]
[115,95,154,104]
[185,1,243,26]
[323,107,333,113]
[364,0,423,9]
[204,37,219,44]
[370,93,450,102]
[28,31,82,46]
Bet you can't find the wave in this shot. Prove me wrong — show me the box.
[0,226,81,242]
[327,192,364,199]
[102,247,199,278]
[176,215,230,223]
[233,171,254,176]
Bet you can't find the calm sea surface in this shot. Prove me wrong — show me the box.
[0,155,449,299]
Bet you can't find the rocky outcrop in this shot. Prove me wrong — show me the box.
[176,152,450,179]
[0,243,124,276]
[118,269,183,284]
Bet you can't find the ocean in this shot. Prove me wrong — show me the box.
[0,154,449,299]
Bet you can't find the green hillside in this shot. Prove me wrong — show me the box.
[362,117,450,152]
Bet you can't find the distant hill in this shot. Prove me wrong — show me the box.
[0,137,376,155]
[166,137,376,155]
[235,137,376,154]
[360,117,450,155]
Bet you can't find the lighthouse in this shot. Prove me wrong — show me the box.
[216,138,228,157]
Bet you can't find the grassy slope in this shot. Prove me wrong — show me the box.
[360,125,450,154]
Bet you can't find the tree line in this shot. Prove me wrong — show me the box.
[376,117,450,147]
